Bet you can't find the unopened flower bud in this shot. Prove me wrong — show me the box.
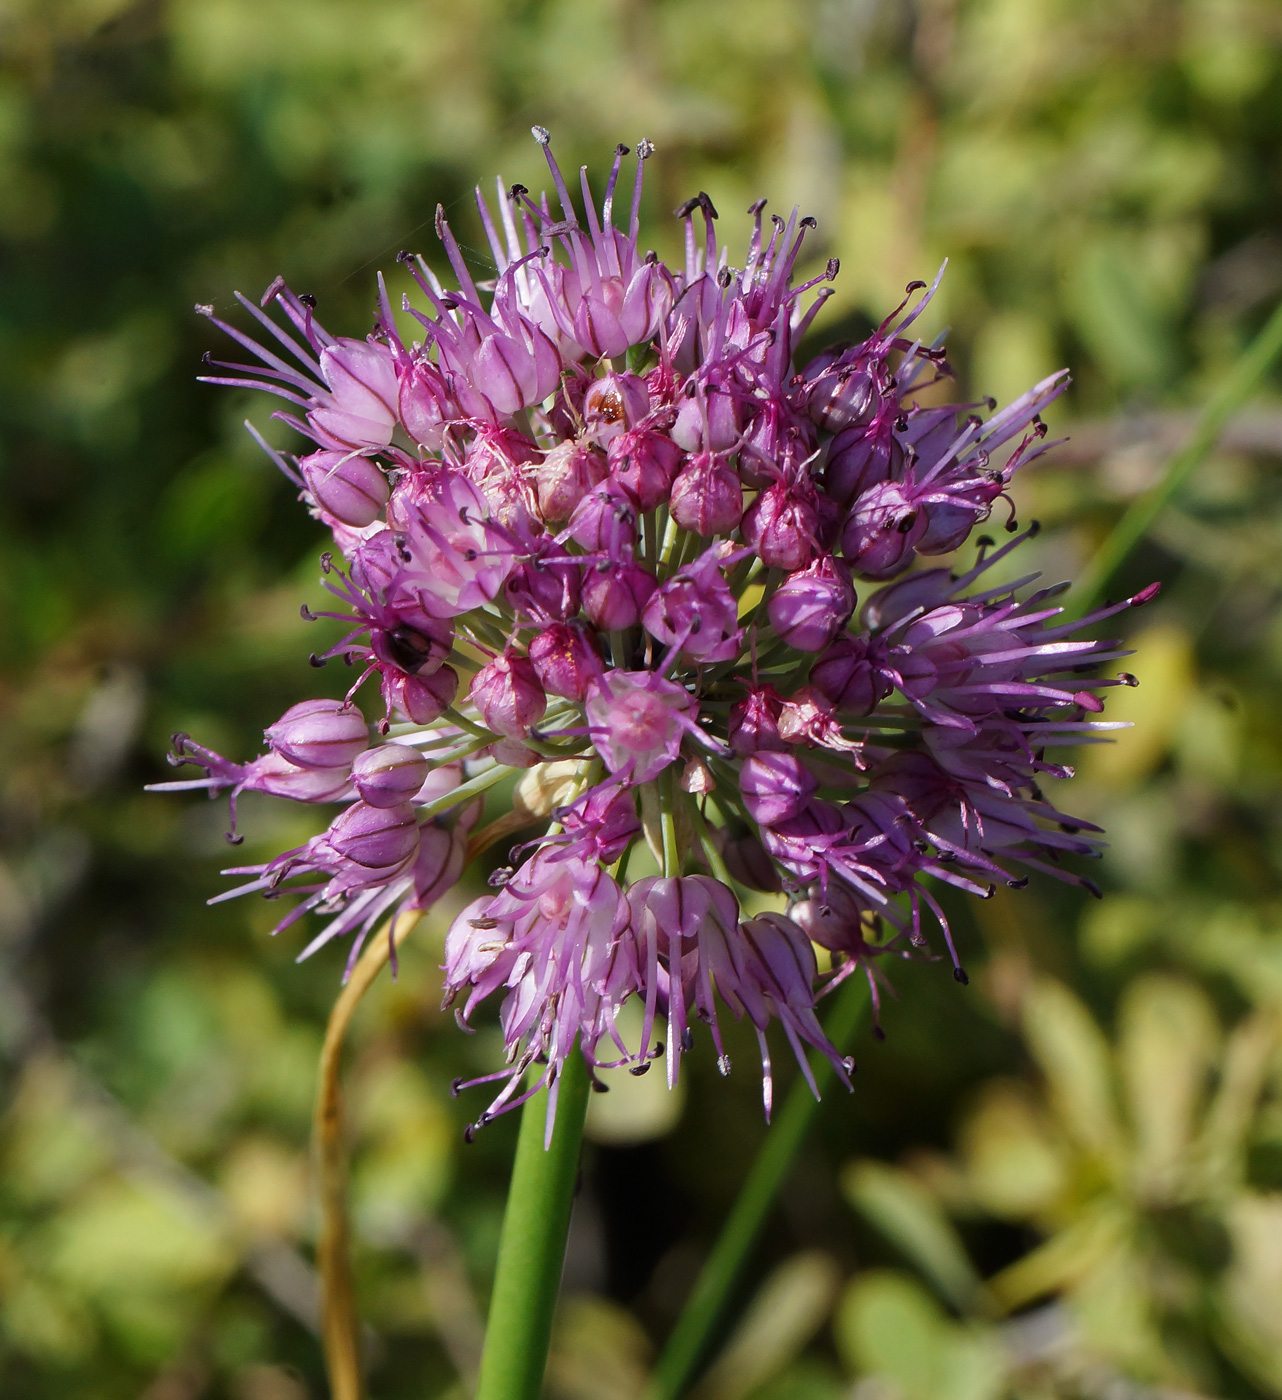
[265,699,368,769]
[824,416,900,505]
[301,450,390,528]
[567,481,639,553]
[741,480,818,571]
[504,549,582,622]
[351,744,431,808]
[582,560,658,630]
[527,621,606,701]
[669,454,743,536]
[767,556,856,652]
[470,653,546,738]
[739,751,819,827]
[317,799,419,873]
[310,337,400,450]
[382,665,459,724]
[584,372,649,446]
[801,342,884,433]
[727,685,786,756]
[809,637,891,715]
[397,358,452,451]
[722,832,782,892]
[607,428,683,511]
[536,439,607,522]
[841,481,927,579]
[670,385,739,452]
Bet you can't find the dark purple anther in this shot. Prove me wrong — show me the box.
[351,744,431,808]
[265,699,369,769]
[766,555,856,652]
[527,620,606,701]
[470,653,547,738]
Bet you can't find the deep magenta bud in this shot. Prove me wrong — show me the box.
[739,751,819,827]
[767,556,856,652]
[504,545,581,622]
[382,665,459,724]
[801,341,885,433]
[265,699,368,769]
[824,415,900,506]
[582,560,658,630]
[310,338,400,450]
[527,621,606,701]
[470,653,547,738]
[840,481,927,579]
[727,685,786,756]
[536,439,607,522]
[741,480,818,571]
[810,637,892,715]
[607,428,683,511]
[584,373,650,446]
[301,450,390,528]
[669,454,743,536]
[351,744,431,808]
[567,480,640,553]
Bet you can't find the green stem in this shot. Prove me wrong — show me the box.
[475,1052,592,1400]
[1067,295,1282,620]
[643,976,869,1400]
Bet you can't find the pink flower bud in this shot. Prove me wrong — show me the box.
[741,480,818,571]
[301,450,390,528]
[809,637,892,715]
[265,699,368,769]
[766,555,856,652]
[582,560,658,630]
[527,620,606,701]
[670,386,739,452]
[536,439,607,522]
[503,551,582,622]
[739,751,819,827]
[583,372,649,446]
[310,337,400,450]
[607,428,683,511]
[317,799,419,874]
[567,480,639,553]
[470,653,547,738]
[351,744,431,808]
[382,665,459,724]
[397,358,452,451]
[669,454,743,536]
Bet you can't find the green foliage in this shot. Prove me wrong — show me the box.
[1,1,1281,1397]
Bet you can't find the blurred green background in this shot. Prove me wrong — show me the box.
[3,1,1282,1397]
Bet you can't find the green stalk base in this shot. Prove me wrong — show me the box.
[475,1051,591,1400]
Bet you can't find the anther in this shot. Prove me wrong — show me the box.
[628,1061,651,1077]
[308,653,326,667]
[488,866,515,888]
[449,1078,464,1098]
[680,1027,694,1052]
[636,138,655,159]
[826,257,840,280]
[300,604,317,621]
[1118,672,1139,687]
[800,215,817,229]
[717,1055,732,1076]
[531,125,551,145]
[1008,875,1030,889]
[953,966,970,985]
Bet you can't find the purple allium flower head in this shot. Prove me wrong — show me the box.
[165,130,1153,1131]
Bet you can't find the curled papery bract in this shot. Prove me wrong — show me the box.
[586,670,697,782]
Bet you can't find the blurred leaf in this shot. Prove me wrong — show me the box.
[842,1160,990,1316]
[694,1251,842,1400]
